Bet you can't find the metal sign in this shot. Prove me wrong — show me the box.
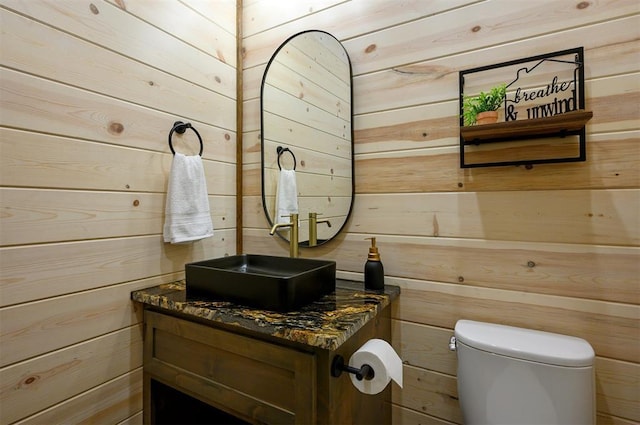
[459,47,588,168]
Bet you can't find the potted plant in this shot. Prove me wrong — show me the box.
[462,83,507,126]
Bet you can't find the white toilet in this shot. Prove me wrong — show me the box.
[450,320,595,425]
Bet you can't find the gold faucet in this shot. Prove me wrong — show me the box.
[308,212,332,247]
[269,213,299,258]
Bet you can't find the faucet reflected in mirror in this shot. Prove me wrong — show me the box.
[308,212,331,247]
[269,213,299,258]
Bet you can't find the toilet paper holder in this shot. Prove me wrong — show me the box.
[330,355,375,381]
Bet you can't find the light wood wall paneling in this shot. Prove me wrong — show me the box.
[355,101,458,155]
[242,2,639,424]
[182,0,236,35]
[244,64,266,102]
[243,129,261,165]
[242,0,345,37]
[242,195,270,229]
[0,189,235,246]
[103,0,237,66]
[242,160,261,197]
[344,0,638,76]
[355,134,640,194]
[353,16,639,115]
[391,319,640,422]
[0,7,234,127]
[0,325,143,424]
[14,369,143,425]
[349,189,640,246]
[353,81,639,158]
[392,364,462,424]
[244,97,260,129]
[0,272,182,367]
[595,357,640,422]
[1,1,234,97]
[242,0,477,67]
[0,0,239,422]
[392,320,457,376]
[0,68,236,159]
[0,129,236,191]
[243,227,639,305]
[0,231,234,307]
[389,277,639,364]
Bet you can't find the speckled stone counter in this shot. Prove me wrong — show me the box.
[131,279,399,351]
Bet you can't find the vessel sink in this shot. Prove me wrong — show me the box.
[185,254,336,311]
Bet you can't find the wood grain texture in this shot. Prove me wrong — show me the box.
[0,273,181,367]
[104,0,236,67]
[14,369,143,425]
[354,134,640,194]
[145,310,316,424]
[0,189,235,246]
[390,277,639,364]
[392,365,462,424]
[349,189,640,246]
[392,319,640,422]
[182,0,236,35]
[0,69,237,157]
[1,7,234,125]
[0,232,234,307]
[595,357,640,422]
[244,229,639,305]
[344,0,639,76]
[243,0,479,68]
[1,1,234,96]
[0,0,238,422]
[353,17,640,115]
[0,325,143,424]
[0,128,236,190]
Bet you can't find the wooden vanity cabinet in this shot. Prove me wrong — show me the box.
[142,307,392,425]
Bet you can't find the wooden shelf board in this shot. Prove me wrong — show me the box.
[461,110,593,144]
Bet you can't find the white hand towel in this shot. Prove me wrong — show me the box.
[163,153,214,244]
[275,169,299,224]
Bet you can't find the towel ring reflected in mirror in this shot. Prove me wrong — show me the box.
[277,146,297,170]
[261,30,354,248]
[168,121,203,156]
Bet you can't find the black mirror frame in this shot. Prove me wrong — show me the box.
[260,30,355,247]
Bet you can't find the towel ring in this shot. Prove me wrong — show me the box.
[277,146,296,170]
[168,121,203,156]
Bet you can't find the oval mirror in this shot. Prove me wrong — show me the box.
[261,30,354,247]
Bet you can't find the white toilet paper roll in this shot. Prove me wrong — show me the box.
[348,338,403,395]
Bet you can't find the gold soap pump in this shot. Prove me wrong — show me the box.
[364,237,384,292]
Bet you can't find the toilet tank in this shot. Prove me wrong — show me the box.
[454,320,595,425]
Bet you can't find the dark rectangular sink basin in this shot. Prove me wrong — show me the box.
[185,254,336,311]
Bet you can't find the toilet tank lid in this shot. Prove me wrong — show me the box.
[454,320,595,367]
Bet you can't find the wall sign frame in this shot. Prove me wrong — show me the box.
[459,47,592,168]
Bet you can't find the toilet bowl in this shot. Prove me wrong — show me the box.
[450,320,595,425]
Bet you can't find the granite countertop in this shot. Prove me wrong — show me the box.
[131,279,399,351]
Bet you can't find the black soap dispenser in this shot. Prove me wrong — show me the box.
[364,237,384,292]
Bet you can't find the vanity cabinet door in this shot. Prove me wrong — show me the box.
[144,310,316,424]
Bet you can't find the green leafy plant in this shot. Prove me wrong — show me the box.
[462,83,507,126]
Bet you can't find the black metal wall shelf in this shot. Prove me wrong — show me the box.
[459,47,591,169]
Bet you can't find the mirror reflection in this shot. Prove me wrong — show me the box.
[261,30,354,247]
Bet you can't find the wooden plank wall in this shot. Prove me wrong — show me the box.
[242,1,640,424]
[0,0,237,423]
